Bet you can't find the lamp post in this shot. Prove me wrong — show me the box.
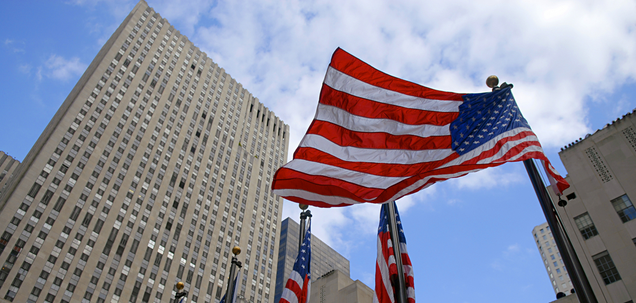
[225,246,243,303]
[174,281,187,303]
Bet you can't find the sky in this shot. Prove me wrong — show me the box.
[1,1,636,302]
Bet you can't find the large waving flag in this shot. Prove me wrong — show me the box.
[271,48,569,207]
[279,222,312,303]
[374,202,415,303]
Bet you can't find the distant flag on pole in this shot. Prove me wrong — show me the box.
[374,202,415,303]
[271,48,569,208]
[219,270,242,303]
[279,222,312,303]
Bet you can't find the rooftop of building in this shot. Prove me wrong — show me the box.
[560,108,636,153]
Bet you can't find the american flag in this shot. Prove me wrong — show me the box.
[271,48,569,207]
[375,202,415,303]
[219,270,241,303]
[279,223,311,303]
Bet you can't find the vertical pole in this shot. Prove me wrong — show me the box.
[386,202,408,303]
[299,204,311,251]
[174,282,187,303]
[225,257,238,303]
[224,246,243,303]
[524,159,598,303]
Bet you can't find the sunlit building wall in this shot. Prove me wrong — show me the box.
[549,111,636,303]
[0,1,289,302]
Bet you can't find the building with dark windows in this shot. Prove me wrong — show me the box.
[273,217,350,303]
[0,1,289,302]
[532,222,574,295]
[548,111,636,303]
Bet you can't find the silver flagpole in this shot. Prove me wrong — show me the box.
[386,202,408,303]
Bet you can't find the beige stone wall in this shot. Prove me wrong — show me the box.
[0,1,289,303]
[309,270,373,303]
[0,152,20,197]
[549,112,636,303]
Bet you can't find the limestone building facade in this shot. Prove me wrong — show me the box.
[0,152,19,196]
[532,222,574,295]
[548,111,636,303]
[309,269,373,303]
[0,1,289,303]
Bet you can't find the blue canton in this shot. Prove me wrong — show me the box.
[378,202,407,245]
[293,224,312,280]
[450,86,530,156]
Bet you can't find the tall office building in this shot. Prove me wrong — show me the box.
[0,1,289,303]
[532,222,574,295]
[0,152,20,196]
[547,111,636,303]
[273,217,350,303]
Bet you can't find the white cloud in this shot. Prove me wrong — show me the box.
[448,166,523,190]
[44,55,87,81]
[18,64,32,75]
[280,200,349,249]
[491,243,525,271]
[3,38,24,53]
[171,0,636,153]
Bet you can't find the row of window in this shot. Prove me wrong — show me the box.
[574,194,636,241]
[571,194,636,286]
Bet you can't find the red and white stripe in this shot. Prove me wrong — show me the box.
[374,205,415,303]
[374,231,396,303]
[272,48,567,207]
[279,271,310,303]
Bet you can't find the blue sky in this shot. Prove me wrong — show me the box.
[2,1,636,302]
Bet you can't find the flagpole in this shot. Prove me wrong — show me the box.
[224,246,243,303]
[299,204,311,250]
[486,75,597,302]
[386,202,408,303]
[523,159,598,303]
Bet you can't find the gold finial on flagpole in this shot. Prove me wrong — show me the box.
[486,75,499,89]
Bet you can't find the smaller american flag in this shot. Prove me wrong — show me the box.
[279,222,312,303]
[374,202,415,303]
[219,270,242,303]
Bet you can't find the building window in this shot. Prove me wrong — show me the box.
[592,251,621,285]
[611,194,636,223]
[574,213,599,240]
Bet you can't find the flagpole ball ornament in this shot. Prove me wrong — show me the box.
[232,246,241,256]
[486,75,499,88]
[176,282,184,290]
[299,204,308,210]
